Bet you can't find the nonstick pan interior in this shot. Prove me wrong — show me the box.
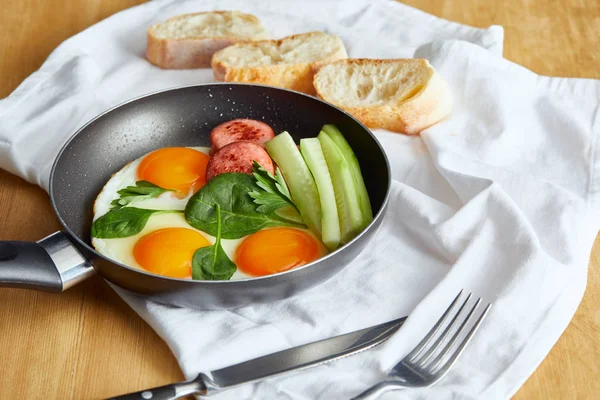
[51,84,390,257]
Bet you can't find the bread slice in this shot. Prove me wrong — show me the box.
[314,59,452,134]
[147,11,269,69]
[211,32,348,94]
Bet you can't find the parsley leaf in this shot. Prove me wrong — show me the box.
[110,181,173,210]
[248,162,296,214]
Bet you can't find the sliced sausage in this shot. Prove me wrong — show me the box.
[206,141,275,181]
[210,119,275,151]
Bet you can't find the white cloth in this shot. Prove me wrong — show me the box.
[1,0,599,399]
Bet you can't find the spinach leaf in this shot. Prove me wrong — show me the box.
[249,162,296,214]
[185,173,305,239]
[91,207,178,239]
[110,181,173,210]
[191,204,236,280]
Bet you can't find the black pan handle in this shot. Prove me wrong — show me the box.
[0,232,95,292]
[0,241,62,291]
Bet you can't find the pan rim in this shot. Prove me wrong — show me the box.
[49,82,392,285]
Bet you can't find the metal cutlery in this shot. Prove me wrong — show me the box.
[110,290,489,400]
[351,291,491,399]
[109,315,407,399]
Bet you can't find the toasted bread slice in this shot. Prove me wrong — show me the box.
[314,59,452,134]
[147,11,268,69]
[211,32,348,94]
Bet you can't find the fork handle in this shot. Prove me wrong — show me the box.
[350,381,404,400]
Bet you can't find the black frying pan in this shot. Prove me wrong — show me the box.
[0,84,391,309]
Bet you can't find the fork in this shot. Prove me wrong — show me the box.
[351,290,491,399]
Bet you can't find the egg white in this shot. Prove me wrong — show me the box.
[91,146,251,280]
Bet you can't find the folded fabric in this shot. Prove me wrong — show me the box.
[120,39,600,399]
[2,0,599,399]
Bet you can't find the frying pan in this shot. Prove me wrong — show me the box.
[0,84,391,309]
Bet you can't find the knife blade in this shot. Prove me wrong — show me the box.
[109,315,407,400]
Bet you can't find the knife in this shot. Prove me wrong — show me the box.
[109,315,407,399]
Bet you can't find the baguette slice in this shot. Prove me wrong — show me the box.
[314,59,452,134]
[147,11,269,69]
[211,32,348,94]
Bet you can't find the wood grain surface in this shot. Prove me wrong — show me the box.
[0,0,598,398]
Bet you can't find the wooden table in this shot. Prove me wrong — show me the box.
[0,0,598,398]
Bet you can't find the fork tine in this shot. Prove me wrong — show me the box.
[406,290,464,361]
[425,297,482,370]
[352,298,491,399]
[432,303,492,376]
[411,293,472,365]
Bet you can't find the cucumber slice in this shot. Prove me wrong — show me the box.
[265,132,322,236]
[321,124,373,228]
[300,138,341,250]
[318,131,363,244]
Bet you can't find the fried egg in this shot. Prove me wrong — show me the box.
[92,146,325,280]
[235,228,322,276]
[93,147,210,218]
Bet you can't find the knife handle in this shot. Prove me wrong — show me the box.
[108,384,177,400]
[108,377,208,400]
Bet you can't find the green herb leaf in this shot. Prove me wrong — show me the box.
[191,204,236,280]
[249,162,296,214]
[110,181,173,210]
[185,173,305,239]
[274,167,292,200]
[249,191,291,214]
[91,207,179,238]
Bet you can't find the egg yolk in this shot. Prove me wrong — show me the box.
[133,228,210,278]
[137,147,210,194]
[235,228,322,276]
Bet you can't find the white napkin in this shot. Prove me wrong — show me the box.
[2,0,599,399]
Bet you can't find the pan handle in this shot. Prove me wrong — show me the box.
[0,232,95,292]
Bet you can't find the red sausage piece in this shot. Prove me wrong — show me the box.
[210,119,275,151]
[206,142,275,181]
